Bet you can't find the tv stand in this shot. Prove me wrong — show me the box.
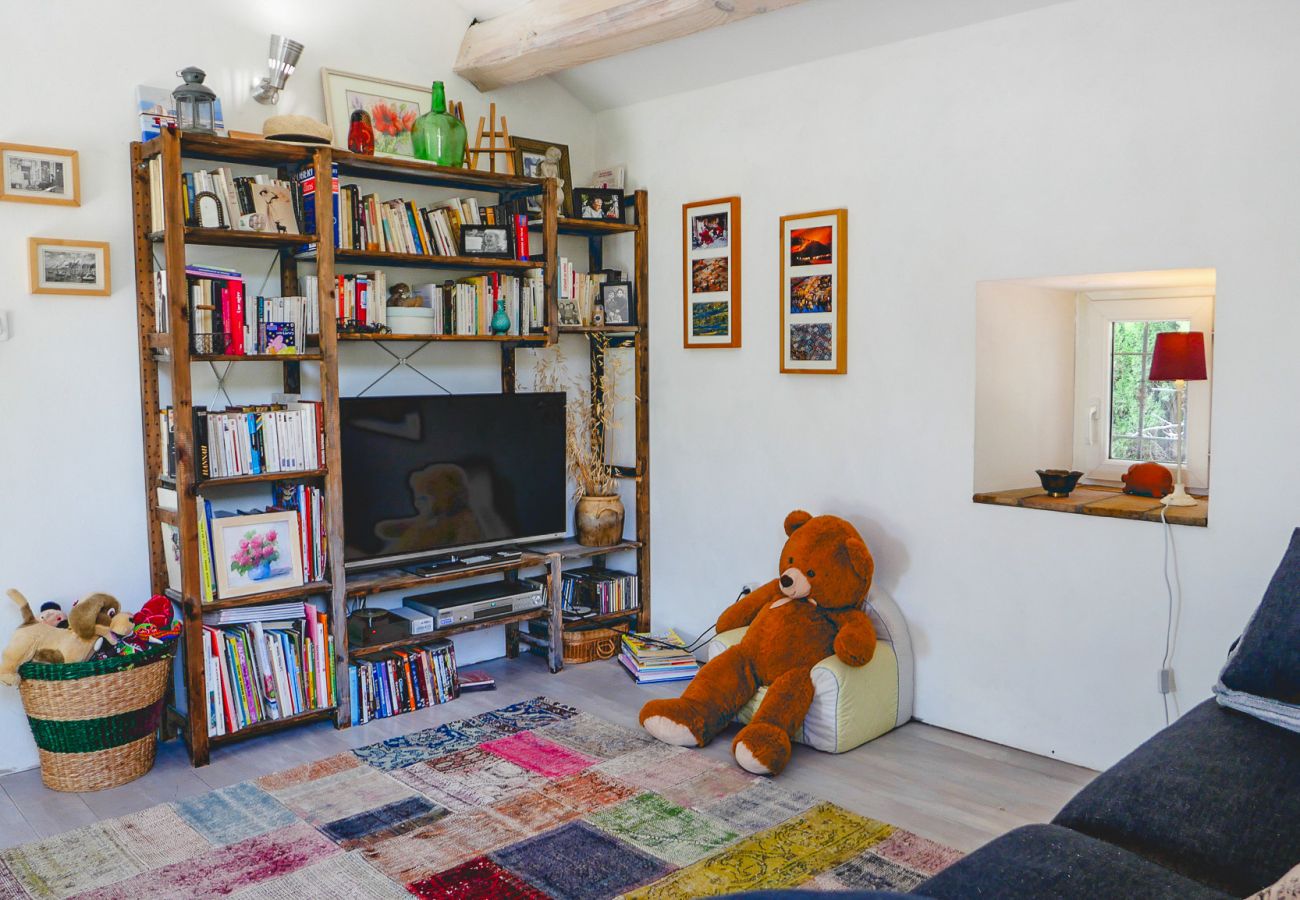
[402,548,525,578]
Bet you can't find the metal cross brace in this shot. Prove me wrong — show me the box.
[356,341,452,397]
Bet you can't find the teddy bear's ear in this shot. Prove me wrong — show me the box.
[841,537,875,583]
[784,510,813,536]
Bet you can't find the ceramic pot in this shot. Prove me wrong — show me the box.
[1036,469,1084,498]
[576,495,624,546]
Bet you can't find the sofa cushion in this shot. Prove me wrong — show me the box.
[1215,527,1300,730]
[1053,699,1300,895]
[913,824,1231,900]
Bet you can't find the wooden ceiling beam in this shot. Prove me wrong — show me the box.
[455,0,811,91]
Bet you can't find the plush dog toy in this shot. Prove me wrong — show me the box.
[0,590,133,684]
[640,511,876,775]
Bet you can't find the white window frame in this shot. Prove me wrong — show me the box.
[1073,288,1214,489]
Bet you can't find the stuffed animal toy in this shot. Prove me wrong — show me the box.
[0,590,133,684]
[38,602,66,628]
[640,511,876,775]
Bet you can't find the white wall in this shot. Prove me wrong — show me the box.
[974,282,1076,492]
[0,0,595,773]
[596,0,1300,769]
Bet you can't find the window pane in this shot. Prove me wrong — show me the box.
[1112,321,1145,354]
[1145,319,1190,352]
[1142,383,1179,440]
[1142,438,1180,463]
[1110,352,1142,442]
[1111,437,1141,461]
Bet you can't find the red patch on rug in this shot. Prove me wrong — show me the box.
[479,731,600,779]
[408,855,548,899]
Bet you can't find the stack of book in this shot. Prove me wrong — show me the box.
[147,159,305,235]
[306,272,388,328]
[274,484,328,583]
[558,259,608,326]
[619,630,699,684]
[333,183,531,260]
[200,603,334,737]
[160,401,323,481]
[348,640,459,725]
[411,271,546,336]
[561,567,639,616]
[156,264,317,355]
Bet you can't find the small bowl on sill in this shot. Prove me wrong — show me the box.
[1036,469,1084,498]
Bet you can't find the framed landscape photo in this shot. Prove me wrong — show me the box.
[574,187,623,222]
[512,137,574,217]
[780,209,847,374]
[211,511,304,600]
[682,196,741,348]
[321,69,427,159]
[28,238,110,296]
[1,143,79,206]
[460,224,512,258]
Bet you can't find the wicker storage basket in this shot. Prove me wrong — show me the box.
[18,645,173,792]
[562,622,631,664]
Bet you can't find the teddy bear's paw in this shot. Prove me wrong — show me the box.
[732,722,792,776]
[642,715,700,747]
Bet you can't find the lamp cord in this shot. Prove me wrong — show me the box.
[1159,506,1183,726]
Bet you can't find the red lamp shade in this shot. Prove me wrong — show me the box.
[1148,331,1207,381]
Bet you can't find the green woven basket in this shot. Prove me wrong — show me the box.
[18,645,173,792]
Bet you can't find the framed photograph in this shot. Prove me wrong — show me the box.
[780,209,847,374]
[211,511,304,600]
[28,238,110,296]
[682,196,741,348]
[601,281,634,326]
[1,143,79,206]
[574,187,623,222]
[460,224,512,258]
[512,137,574,217]
[321,69,427,159]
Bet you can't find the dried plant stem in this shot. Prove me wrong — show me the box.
[532,336,626,501]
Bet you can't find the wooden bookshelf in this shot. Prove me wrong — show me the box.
[131,132,645,765]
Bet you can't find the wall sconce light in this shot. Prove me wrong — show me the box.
[252,35,304,105]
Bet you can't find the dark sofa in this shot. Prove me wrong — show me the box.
[732,529,1300,899]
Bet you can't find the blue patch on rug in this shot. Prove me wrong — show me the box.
[491,820,673,900]
[474,696,581,734]
[320,795,448,845]
[352,717,512,771]
[174,781,297,845]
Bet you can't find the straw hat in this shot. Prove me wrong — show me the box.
[261,114,331,145]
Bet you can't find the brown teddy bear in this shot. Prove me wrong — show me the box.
[640,511,876,775]
[0,590,134,685]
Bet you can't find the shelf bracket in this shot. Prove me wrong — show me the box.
[355,341,452,397]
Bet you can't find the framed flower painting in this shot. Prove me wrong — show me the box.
[211,511,304,599]
[321,69,428,159]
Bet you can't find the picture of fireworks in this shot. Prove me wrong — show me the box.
[790,225,833,266]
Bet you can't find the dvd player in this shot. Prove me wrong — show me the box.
[405,580,546,629]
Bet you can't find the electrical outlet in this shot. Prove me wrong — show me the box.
[1158,668,1176,694]
[0,309,9,341]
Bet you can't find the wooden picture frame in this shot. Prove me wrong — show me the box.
[321,69,429,160]
[211,511,304,600]
[28,238,110,296]
[511,136,574,217]
[682,196,741,348]
[1,142,79,206]
[780,209,847,374]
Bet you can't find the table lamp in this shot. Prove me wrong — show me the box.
[1148,331,1207,507]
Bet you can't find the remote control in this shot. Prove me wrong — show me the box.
[461,554,493,565]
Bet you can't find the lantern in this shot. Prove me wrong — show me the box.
[173,67,217,134]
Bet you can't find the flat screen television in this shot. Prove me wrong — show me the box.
[338,393,567,569]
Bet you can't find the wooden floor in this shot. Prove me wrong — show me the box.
[0,654,1095,853]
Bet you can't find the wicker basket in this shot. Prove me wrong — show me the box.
[562,622,631,665]
[18,645,173,792]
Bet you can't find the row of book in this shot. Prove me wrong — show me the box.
[158,401,324,482]
[558,259,608,327]
[303,272,389,328]
[157,264,318,355]
[619,630,699,685]
[200,603,334,737]
[146,159,306,235]
[348,640,459,725]
[561,567,639,617]
[336,182,531,260]
[411,272,547,336]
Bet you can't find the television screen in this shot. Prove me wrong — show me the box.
[339,393,567,568]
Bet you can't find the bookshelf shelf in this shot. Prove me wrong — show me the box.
[531,538,642,562]
[148,228,316,249]
[132,132,639,767]
[328,248,541,272]
[558,325,640,335]
[564,607,642,627]
[350,606,554,659]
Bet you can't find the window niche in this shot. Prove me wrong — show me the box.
[973,269,1214,526]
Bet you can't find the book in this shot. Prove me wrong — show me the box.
[620,629,699,685]
[458,669,496,692]
[348,640,459,726]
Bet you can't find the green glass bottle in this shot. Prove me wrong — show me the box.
[411,81,466,167]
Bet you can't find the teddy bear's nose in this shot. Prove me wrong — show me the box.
[779,574,793,588]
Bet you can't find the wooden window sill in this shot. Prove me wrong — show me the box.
[972,485,1208,527]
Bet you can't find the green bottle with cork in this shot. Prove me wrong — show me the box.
[411,81,467,167]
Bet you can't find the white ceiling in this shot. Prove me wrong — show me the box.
[453,0,1075,111]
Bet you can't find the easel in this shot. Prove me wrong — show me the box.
[448,99,471,169]
[469,103,515,174]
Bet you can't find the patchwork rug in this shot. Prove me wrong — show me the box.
[0,697,961,899]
